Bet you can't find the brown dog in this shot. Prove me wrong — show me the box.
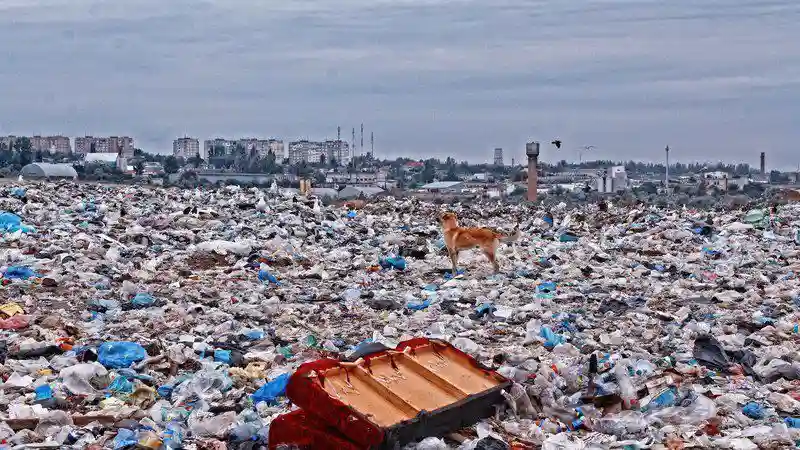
[439,212,519,274]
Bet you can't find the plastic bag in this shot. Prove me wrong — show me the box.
[98,341,147,369]
[252,372,291,405]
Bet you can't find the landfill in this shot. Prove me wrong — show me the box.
[2,181,800,449]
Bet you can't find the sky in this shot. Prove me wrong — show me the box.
[0,0,798,168]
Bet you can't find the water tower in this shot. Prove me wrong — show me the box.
[526,141,540,202]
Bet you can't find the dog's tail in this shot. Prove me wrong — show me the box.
[496,221,521,243]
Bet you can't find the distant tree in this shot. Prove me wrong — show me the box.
[188,156,203,168]
[134,160,145,175]
[180,170,198,182]
[164,156,180,174]
[329,156,337,168]
[728,184,740,193]
[90,142,97,153]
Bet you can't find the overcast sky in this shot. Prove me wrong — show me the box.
[0,0,798,167]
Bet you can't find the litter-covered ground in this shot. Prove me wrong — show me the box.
[2,182,800,449]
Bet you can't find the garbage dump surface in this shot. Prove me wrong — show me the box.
[2,182,800,448]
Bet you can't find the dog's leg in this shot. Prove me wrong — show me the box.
[449,249,459,275]
[485,242,500,273]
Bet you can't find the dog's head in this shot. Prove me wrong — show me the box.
[439,212,458,228]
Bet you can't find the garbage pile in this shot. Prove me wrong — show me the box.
[1,182,800,449]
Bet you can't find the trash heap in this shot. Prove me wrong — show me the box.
[1,182,800,449]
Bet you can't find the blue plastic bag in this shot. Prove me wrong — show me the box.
[3,266,40,280]
[108,376,135,393]
[132,293,156,308]
[113,429,138,449]
[742,402,764,419]
[406,299,432,311]
[11,187,25,198]
[98,341,147,369]
[540,326,565,349]
[379,256,406,271]
[537,281,558,293]
[214,349,233,364]
[35,384,53,401]
[258,269,280,285]
[0,212,33,233]
[785,417,800,428]
[252,373,291,405]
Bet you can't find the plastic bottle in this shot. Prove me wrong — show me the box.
[163,421,185,449]
[613,359,638,410]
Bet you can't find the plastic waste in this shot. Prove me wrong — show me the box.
[98,341,147,369]
[252,372,291,405]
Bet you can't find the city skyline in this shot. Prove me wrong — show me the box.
[0,1,798,168]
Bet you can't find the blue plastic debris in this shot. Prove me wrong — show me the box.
[0,211,34,233]
[252,372,291,405]
[34,384,53,401]
[559,232,578,242]
[444,268,466,280]
[540,326,566,349]
[379,256,406,271]
[11,187,25,198]
[214,349,233,364]
[131,292,156,308]
[98,341,147,369]
[473,303,497,319]
[742,402,765,419]
[406,299,432,311]
[108,376,135,393]
[537,281,558,293]
[258,269,280,285]
[346,210,357,218]
[3,266,40,280]
[785,417,800,428]
[113,429,138,449]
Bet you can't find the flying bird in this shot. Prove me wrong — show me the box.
[551,140,562,149]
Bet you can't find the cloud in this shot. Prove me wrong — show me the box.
[0,0,798,167]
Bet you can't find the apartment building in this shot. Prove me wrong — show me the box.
[173,137,201,159]
[288,140,325,164]
[204,138,285,160]
[75,136,134,157]
[1,135,71,153]
[323,140,350,165]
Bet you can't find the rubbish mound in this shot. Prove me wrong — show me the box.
[1,182,800,449]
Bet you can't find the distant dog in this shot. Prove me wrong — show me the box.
[439,212,519,274]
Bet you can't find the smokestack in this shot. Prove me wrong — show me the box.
[665,145,670,193]
[760,152,766,175]
[526,142,540,202]
[337,126,341,141]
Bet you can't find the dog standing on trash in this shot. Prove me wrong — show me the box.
[439,212,520,275]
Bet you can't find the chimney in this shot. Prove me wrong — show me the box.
[760,152,766,175]
[526,142,540,202]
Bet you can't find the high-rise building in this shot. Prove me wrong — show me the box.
[323,140,350,165]
[173,137,201,159]
[493,147,504,166]
[203,138,284,160]
[288,140,325,164]
[74,136,134,156]
[2,135,71,153]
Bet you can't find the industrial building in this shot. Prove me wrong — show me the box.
[20,163,78,180]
